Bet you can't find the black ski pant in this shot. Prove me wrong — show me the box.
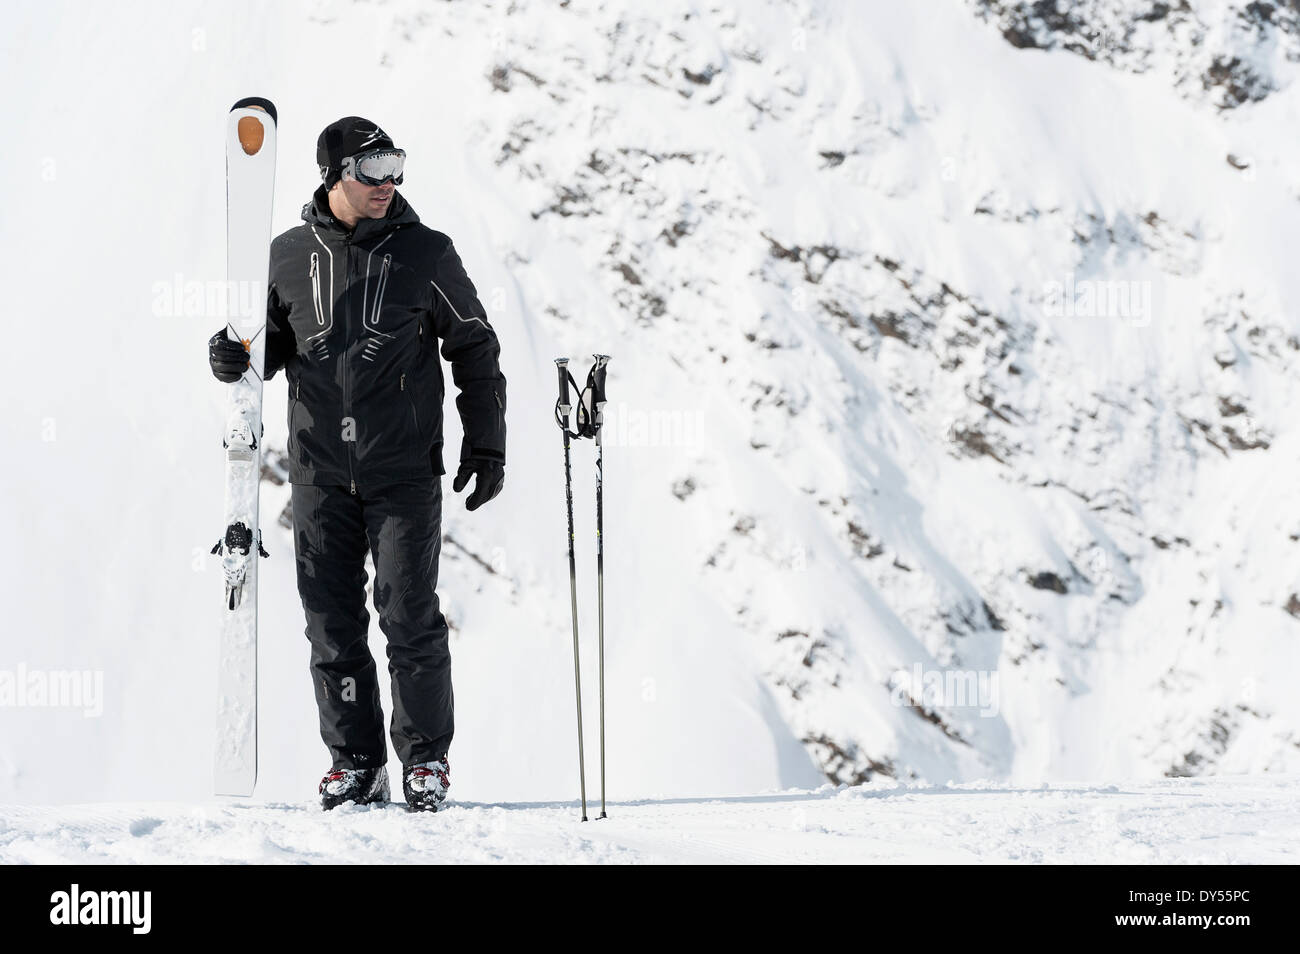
[290,477,452,771]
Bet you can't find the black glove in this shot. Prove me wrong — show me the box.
[452,458,504,511]
[209,328,250,383]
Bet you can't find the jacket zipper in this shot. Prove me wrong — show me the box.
[287,380,300,454]
[371,253,392,326]
[401,371,420,433]
[309,253,325,326]
[344,241,356,495]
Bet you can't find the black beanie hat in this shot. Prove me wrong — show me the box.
[317,116,397,188]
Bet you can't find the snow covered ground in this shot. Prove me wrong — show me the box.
[3,775,1295,864]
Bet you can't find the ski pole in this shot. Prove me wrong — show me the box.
[589,354,610,819]
[555,357,588,822]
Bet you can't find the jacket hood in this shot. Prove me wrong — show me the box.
[301,184,420,240]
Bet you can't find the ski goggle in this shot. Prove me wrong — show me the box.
[340,147,406,186]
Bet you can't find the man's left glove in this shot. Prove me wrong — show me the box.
[452,458,504,511]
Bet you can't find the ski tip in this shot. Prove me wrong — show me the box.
[231,96,278,124]
[231,97,276,157]
[235,113,270,156]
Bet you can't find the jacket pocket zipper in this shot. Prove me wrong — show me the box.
[401,371,420,433]
[287,380,300,456]
[370,253,392,326]
[309,253,325,326]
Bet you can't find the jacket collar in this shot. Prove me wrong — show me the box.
[301,184,420,241]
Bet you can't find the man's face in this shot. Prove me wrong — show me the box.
[334,173,394,220]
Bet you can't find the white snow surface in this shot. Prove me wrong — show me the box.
[2,0,1299,853]
[2,775,1296,864]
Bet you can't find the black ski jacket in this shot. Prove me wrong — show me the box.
[264,186,506,491]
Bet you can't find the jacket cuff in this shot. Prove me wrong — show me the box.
[461,444,505,465]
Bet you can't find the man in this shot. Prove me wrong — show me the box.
[208,116,506,812]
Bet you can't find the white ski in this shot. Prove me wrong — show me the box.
[213,97,277,796]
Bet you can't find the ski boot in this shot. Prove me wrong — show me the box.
[402,758,450,812]
[319,765,390,810]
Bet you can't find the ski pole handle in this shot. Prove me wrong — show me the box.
[590,354,610,435]
[591,354,610,405]
[555,357,571,411]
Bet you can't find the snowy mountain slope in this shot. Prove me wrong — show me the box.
[968,0,1300,110]
[438,0,1300,783]
[1,0,1298,810]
